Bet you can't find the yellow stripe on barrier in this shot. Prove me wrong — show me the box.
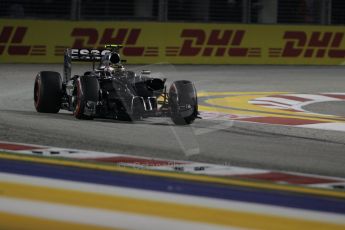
[0,152,344,199]
[0,181,343,230]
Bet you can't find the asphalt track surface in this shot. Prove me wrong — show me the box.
[1,64,345,177]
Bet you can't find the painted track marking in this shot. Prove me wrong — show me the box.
[198,92,345,131]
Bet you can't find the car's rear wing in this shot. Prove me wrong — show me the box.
[63,45,123,83]
[63,48,109,83]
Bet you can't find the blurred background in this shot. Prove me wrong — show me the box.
[1,0,344,25]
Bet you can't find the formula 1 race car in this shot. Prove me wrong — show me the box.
[34,45,198,125]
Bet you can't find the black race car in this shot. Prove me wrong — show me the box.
[34,45,198,125]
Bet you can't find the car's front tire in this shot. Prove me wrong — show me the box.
[169,80,198,125]
[73,75,99,120]
[34,71,62,113]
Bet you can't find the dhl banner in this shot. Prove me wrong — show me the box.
[0,19,344,65]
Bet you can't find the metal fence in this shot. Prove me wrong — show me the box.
[0,0,344,25]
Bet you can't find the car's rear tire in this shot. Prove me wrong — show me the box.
[74,75,99,120]
[34,71,62,113]
[169,80,198,125]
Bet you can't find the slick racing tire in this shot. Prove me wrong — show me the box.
[74,75,99,120]
[34,71,62,113]
[169,80,198,125]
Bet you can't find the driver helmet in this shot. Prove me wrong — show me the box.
[101,52,124,74]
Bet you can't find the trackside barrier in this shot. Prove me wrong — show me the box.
[0,19,344,65]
